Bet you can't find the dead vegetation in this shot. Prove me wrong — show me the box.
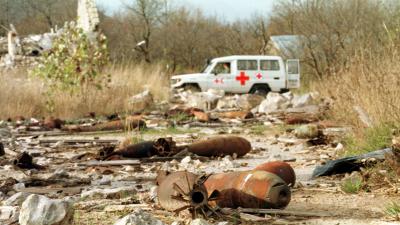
[0,63,169,119]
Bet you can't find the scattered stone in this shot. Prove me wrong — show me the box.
[3,192,30,206]
[113,209,166,225]
[19,194,74,225]
[81,187,136,200]
[216,222,230,225]
[190,219,211,225]
[258,93,289,113]
[0,128,11,139]
[294,124,320,139]
[148,186,158,202]
[186,89,225,111]
[236,94,265,110]
[292,93,314,108]
[0,206,19,222]
[129,90,154,111]
[0,142,4,156]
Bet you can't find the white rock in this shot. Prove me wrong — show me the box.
[186,89,225,111]
[216,95,239,110]
[294,124,320,139]
[0,206,19,221]
[3,192,30,206]
[180,156,191,165]
[258,93,289,113]
[114,209,165,225]
[216,222,230,225]
[19,194,74,225]
[190,219,211,225]
[291,93,314,108]
[335,143,344,151]
[128,90,154,111]
[149,186,158,202]
[236,94,264,110]
[81,187,136,200]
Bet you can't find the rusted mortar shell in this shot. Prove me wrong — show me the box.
[13,152,44,170]
[204,170,291,209]
[254,161,296,187]
[218,111,254,120]
[158,171,209,212]
[105,141,156,159]
[64,117,145,132]
[188,136,251,157]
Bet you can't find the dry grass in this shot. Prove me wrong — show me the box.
[312,56,400,131]
[0,63,170,119]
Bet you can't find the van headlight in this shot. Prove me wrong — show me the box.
[171,78,181,85]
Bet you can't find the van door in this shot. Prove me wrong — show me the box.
[209,61,233,92]
[259,59,286,92]
[232,60,257,93]
[286,59,300,89]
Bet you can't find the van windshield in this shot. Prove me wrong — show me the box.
[202,63,213,73]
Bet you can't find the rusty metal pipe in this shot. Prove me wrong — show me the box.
[204,170,291,209]
[188,136,251,157]
[254,161,296,187]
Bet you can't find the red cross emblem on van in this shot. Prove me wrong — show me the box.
[236,72,250,86]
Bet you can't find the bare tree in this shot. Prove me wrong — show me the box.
[125,0,167,63]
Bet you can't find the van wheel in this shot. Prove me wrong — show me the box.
[184,84,201,92]
[250,85,271,96]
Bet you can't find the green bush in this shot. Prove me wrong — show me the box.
[31,23,109,112]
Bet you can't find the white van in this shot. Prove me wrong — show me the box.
[171,55,300,95]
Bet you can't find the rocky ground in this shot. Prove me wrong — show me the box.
[0,91,399,225]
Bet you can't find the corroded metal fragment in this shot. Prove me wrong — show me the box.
[157,171,215,218]
[254,161,296,187]
[204,170,291,209]
[188,136,251,157]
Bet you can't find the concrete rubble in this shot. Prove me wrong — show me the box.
[0,0,99,69]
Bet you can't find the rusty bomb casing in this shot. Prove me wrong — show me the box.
[157,171,209,213]
[204,170,291,209]
[254,161,296,187]
[188,136,251,157]
[104,138,180,159]
[217,111,254,120]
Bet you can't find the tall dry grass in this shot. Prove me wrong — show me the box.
[0,63,170,119]
[312,55,400,130]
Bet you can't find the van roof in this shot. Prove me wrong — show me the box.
[212,55,282,62]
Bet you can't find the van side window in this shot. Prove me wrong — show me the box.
[260,60,280,71]
[237,60,258,70]
[212,62,231,74]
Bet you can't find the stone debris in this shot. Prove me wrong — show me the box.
[294,124,320,139]
[3,192,30,206]
[81,187,137,200]
[190,219,212,225]
[0,0,99,69]
[128,90,154,112]
[19,194,74,225]
[113,209,166,225]
[0,206,19,222]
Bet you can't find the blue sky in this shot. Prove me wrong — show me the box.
[96,0,276,21]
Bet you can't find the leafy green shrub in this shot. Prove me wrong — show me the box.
[31,23,109,112]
